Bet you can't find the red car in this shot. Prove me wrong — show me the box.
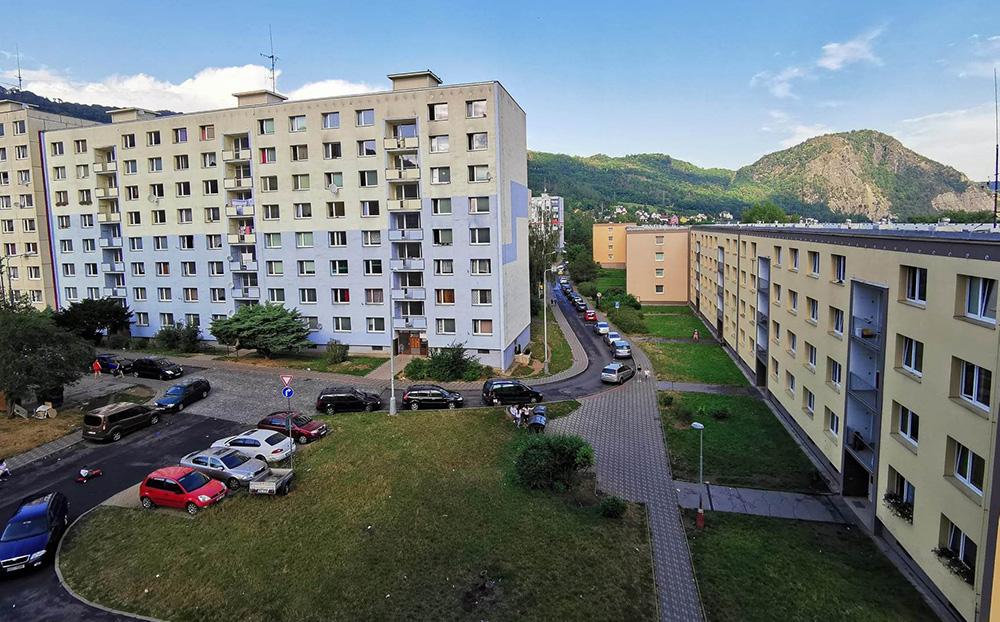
[583,309,597,322]
[139,466,227,515]
[257,411,329,444]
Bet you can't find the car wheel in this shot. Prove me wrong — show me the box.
[256,455,267,463]
[177,403,185,412]
[226,478,240,490]
[132,371,140,378]
[325,405,336,415]
[493,398,501,406]
[150,414,160,425]
[280,483,290,496]
[141,496,154,509]
[410,402,420,411]
[110,430,122,442]
[186,502,199,516]
[448,402,456,410]
[201,390,209,399]
[364,403,373,412]
[297,435,308,445]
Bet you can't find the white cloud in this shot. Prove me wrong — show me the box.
[957,33,1000,78]
[0,65,381,112]
[817,29,883,71]
[896,104,998,179]
[750,66,807,98]
[760,109,832,149]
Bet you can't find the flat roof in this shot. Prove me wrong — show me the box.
[693,222,1000,242]
[387,69,443,83]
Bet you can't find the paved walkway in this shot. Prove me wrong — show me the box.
[656,380,757,396]
[674,481,846,523]
[549,318,704,621]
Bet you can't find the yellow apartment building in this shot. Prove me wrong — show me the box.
[624,226,689,304]
[592,221,632,268]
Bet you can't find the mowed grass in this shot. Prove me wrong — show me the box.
[216,353,387,376]
[684,511,938,622]
[660,392,824,492]
[644,342,748,386]
[639,305,692,315]
[60,404,655,622]
[595,268,626,291]
[642,313,709,339]
[511,312,574,377]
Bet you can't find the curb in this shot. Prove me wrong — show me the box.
[8,433,83,472]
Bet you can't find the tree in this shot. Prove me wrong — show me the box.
[54,298,133,343]
[566,244,600,283]
[528,223,561,311]
[210,303,313,358]
[740,201,792,224]
[564,208,594,249]
[0,308,93,415]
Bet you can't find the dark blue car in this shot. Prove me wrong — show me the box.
[0,492,69,574]
[154,378,212,412]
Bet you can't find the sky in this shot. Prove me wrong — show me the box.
[2,1,998,179]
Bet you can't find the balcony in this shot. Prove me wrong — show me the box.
[224,177,253,190]
[222,150,251,163]
[388,229,424,242]
[387,199,422,211]
[756,311,768,326]
[227,233,256,245]
[851,316,881,350]
[383,137,419,151]
[385,168,421,181]
[93,161,117,174]
[102,287,126,298]
[97,211,121,223]
[845,426,877,471]
[95,187,119,199]
[231,286,260,299]
[391,287,426,301]
[229,260,258,272]
[393,315,427,330]
[225,205,255,218]
[99,237,122,248]
[758,276,769,291]
[390,258,425,271]
[101,262,125,273]
[847,372,879,412]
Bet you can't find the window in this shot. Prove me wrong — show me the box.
[77,164,90,179]
[903,266,927,304]
[199,125,215,141]
[201,152,217,168]
[152,209,166,224]
[471,259,491,275]
[323,142,342,159]
[292,174,310,191]
[828,358,842,387]
[954,440,985,494]
[435,318,456,335]
[787,331,797,354]
[332,317,351,332]
[122,134,136,149]
[473,319,493,335]
[897,405,919,446]
[203,180,219,195]
[655,252,665,262]
[258,118,274,135]
[355,109,374,127]
[357,140,376,157]
[808,251,820,275]
[807,297,818,323]
[832,254,846,282]
[433,289,456,305]
[656,268,665,277]
[328,231,347,247]
[264,233,281,249]
[470,228,490,244]
[433,229,453,246]
[435,259,454,275]
[364,289,383,304]
[147,131,161,146]
[53,166,66,180]
[959,360,992,410]
[74,139,88,153]
[299,288,317,304]
[469,196,490,214]
[51,142,64,156]
[211,288,226,302]
[62,263,76,277]
[260,147,277,164]
[964,276,997,324]
[825,407,840,437]
[183,288,198,302]
[363,259,383,275]
[331,288,350,304]
[175,182,191,198]
[431,167,450,184]
[324,172,343,189]
[468,165,490,182]
[943,517,978,579]
[900,336,923,376]
[266,261,284,277]
[172,127,188,143]
[367,317,385,333]
[322,112,340,129]
[430,135,449,153]
[12,120,25,135]
[803,388,815,415]
[359,170,378,187]
[153,236,168,250]
[786,371,796,393]
[155,261,170,276]
[361,200,380,217]
[131,286,146,301]
[261,176,278,191]
[208,261,224,276]
[294,203,312,219]
[157,287,172,302]
[295,232,314,248]
[148,157,162,173]
[136,312,149,327]
[207,235,222,249]
[129,237,143,251]
[57,215,70,229]
[790,248,799,270]
[181,261,196,276]
[472,289,492,305]
[429,103,448,121]
[297,260,316,276]
[288,115,306,132]
[327,201,345,218]
[290,144,308,161]
[268,288,285,303]
[831,307,844,335]
[466,99,487,118]
[467,132,488,151]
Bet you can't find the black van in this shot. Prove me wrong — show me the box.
[82,402,159,442]
[481,379,543,406]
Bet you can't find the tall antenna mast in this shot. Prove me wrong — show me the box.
[993,66,998,228]
[260,26,279,92]
[15,44,22,91]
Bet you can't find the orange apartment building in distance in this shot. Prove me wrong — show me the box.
[592,222,632,268]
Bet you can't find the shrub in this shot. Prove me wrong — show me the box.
[577,281,597,299]
[659,393,675,408]
[599,496,628,518]
[403,358,429,380]
[324,339,349,365]
[710,407,731,421]
[154,322,201,353]
[105,333,130,350]
[607,307,647,333]
[129,338,148,350]
[514,435,595,490]
[601,288,641,310]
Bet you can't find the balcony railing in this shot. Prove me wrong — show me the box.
[93,161,117,174]
[383,137,419,150]
[845,426,877,471]
[231,286,261,299]
[391,287,426,301]
[102,287,126,298]
[224,177,253,190]
[758,276,769,291]
[222,150,251,162]
[388,229,424,242]
[99,237,122,248]
[101,262,125,273]
[847,372,879,412]
[385,168,421,181]
[225,205,255,218]
[97,212,121,223]
[387,198,422,211]
[393,315,427,330]
[390,258,425,271]
[95,187,119,199]
[851,316,881,349]
[227,233,256,245]
[229,260,258,272]
[756,311,768,326]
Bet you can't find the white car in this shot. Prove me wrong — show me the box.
[211,429,295,464]
[604,331,622,348]
[593,321,610,335]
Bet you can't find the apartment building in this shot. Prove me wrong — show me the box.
[624,226,689,304]
[0,100,93,308]
[41,70,530,369]
[592,221,632,268]
[690,224,1000,622]
[529,192,564,249]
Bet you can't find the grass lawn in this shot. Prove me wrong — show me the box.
[60,403,655,622]
[639,305,692,315]
[644,342,748,386]
[595,268,626,291]
[683,511,938,622]
[511,312,574,378]
[642,313,709,339]
[216,353,387,376]
[660,392,824,492]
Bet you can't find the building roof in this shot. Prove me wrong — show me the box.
[386,69,443,84]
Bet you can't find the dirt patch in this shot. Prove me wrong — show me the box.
[460,570,504,613]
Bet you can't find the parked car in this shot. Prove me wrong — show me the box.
[139,467,227,515]
[154,378,211,412]
[315,387,382,414]
[583,309,597,322]
[130,357,184,380]
[400,384,465,410]
[573,299,587,311]
[0,492,69,574]
[593,321,610,335]
[257,411,329,444]
[558,277,569,286]
[612,340,633,359]
[180,448,268,489]
[604,331,622,348]
[211,429,296,463]
[82,402,159,442]
[481,379,543,406]
[96,353,134,375]
[601,362,636,384]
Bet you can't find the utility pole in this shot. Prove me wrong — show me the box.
[260,26,279,92]
[993,67,998,228]
[15,45,22,91]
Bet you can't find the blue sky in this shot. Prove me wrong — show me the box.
[3,1,998,178]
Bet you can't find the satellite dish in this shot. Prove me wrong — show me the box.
[20,179,31,187]
[147,193,160,205]
[327,184,340,195]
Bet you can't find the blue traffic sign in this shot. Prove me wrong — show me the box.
[615,301,621,309]
[281,386,294,399]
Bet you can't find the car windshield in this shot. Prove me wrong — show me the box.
[292,415,312,427]
[220,452,248,468]
[165,386,185,396]
[1,517,48,542]
[603,365,619,374]
[83,414,103,426]
[154,358,171,366]
[265,432,287,446]
[177,471,211,492]
[616,341,630,348]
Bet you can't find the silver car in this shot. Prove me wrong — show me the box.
[601,362,636,384]
[612,340,632,359]
[604,331,622,348]
[593,321,610,335]
[180,448,268,489]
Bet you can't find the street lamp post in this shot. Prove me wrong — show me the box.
[0,252,36,306]
[542,267,550,375]
[691,421,706,529]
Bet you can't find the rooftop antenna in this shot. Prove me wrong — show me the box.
[993,66,998,228]
[15,44,22,91]
[260,26,279,92]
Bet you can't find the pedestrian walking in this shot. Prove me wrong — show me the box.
[0,457,10,482]
[636,366,643,382]
[692,329,700,342]
[91,359,102,378]
[643,368,651,382]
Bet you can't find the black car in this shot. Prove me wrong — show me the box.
[154,378,211,412]
[96,353,134,375]
[573,298,587,311]
[316,387,382,414]
[400,385,465,410]
[130,357,184,380]
[481,379,543,406]
[0,492,69,574]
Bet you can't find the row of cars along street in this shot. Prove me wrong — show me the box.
[557,277,637,385]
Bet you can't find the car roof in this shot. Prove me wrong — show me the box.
[408,384,445,391]
[614,340,630,346]
[149,466,192,479]
[238,428,281,439]
[185,447,237,460]
[88,401,143,417]
[596,321,609,325]
[604,362,625,369]
[170,378,206,387]
[15,493,57,519]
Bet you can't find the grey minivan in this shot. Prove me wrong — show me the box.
[82,402,159,442]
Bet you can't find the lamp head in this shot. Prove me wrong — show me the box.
[691,422,705,431]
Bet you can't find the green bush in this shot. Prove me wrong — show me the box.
[577,281,597,298]
[324,339,349,365]
[129,338,148,350]
[403,357,429,380]
[659,393,675,408]
[514,435,595,490]
[601,287,641,310]
[599,496,628,518]
[154,322,201,353]
[105,333,130,349]
[607,307,647,333]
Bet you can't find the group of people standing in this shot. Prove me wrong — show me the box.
[507,404,547,433]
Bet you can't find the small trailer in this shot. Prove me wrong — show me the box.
[248,468,293,496]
